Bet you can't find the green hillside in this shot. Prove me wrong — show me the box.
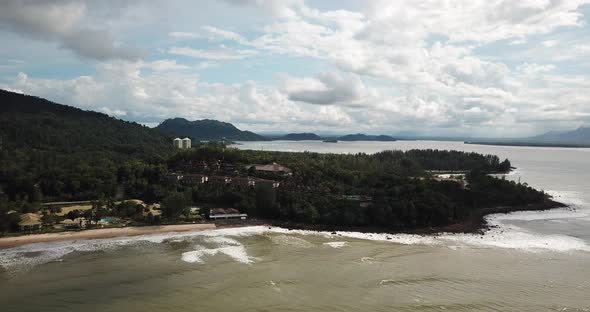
[0,89,174,201]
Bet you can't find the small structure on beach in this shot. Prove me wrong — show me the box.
[60,217,87,229]
[18,213,42,231]
[209,208,247,220]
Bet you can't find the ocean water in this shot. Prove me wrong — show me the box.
[0,141,589,312]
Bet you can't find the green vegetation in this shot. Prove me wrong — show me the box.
[165,147,541,230]
[337,134,396,141]
[277,133,323,140]
[0,89,554,234]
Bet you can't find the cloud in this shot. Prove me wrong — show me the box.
[168,46,258,60]
[2,1,590,136]
[0,0,141,60]
[283,72,371,106]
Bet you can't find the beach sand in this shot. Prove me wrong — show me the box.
[0,223,217,249]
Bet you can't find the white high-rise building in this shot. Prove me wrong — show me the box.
[173,138,182,149]
[182,138,191,149]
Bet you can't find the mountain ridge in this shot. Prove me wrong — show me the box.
[156,118,267,141]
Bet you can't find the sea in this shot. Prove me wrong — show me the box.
[0,141,589,312]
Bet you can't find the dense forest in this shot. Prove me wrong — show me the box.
[0,89,553,234]
[165,147,541,230]
[0,89,174,203]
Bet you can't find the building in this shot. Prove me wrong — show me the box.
[180,174,209,185]
[256,178,281,188]
[60,218,87,229]
[210,176,233,185]
[209,208,247,220]
[18,213,42,232]
[231,177,257,187]
[182,138,192,149]
[173,138,182,149]
[251,162,292,175]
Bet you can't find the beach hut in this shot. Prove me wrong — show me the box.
[18,213,42,232]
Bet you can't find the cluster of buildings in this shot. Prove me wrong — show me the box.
[168,173,282,189]
[173,138,192,149]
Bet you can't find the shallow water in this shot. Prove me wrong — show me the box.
[1,141,589,311]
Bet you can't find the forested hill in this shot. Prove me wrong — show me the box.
[0,89,174,201]
[338,134,396,141]
[0,89,174,158]
[156,118,267,141]
[277,133,322,140]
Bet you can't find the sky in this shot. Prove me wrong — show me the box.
[1,0,590,137]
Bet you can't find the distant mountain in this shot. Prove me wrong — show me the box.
[529,126,590,145]
[156,118,266,141]
[337,134,396,141]
[277,133,322,140]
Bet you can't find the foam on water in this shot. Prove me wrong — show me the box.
[2,188,589,274]
[323,241,348,248]
[181,236,253,265]
[268,234,315,248]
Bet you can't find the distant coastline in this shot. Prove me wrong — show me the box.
[465,141,590,148]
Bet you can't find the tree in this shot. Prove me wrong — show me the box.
[41,212,57,227]
[302,202,319,224]
[161,192,188,218]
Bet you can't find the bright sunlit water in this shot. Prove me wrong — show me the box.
[1,141,589,312]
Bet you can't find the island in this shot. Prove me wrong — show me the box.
[276,133,323,141]
[337,133,397,141]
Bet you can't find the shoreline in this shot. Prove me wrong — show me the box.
[259,199,567,236]
[0,200,566,249]
[0,223,216,249]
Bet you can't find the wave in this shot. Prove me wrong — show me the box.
[323,241,347,248]
[2,187,589,273]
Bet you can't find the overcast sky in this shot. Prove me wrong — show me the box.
[1,0,589,137]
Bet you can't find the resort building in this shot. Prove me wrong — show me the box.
[182,138,191,149]
[250,162,292,176]
[18,213,42,231]
[209,208,247,220]
[60,217,87,229]
[173,137,192,149]
[173,138,182,149]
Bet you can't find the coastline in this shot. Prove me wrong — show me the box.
[260,199,567,236]
[0,223,216,249]
[0,199,566,250]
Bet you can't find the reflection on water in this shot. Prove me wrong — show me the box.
[1,141,589,311]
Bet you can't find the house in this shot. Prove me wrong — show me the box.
[220,162,237,174]
[209,208,247,220]
[231,177,257,187]
[256,178,281,188]
[180,174,209,185]
[251,163,292,176]
[209,160,221,172]
[18,213,42,232]
[60,217,87,229]
[210,175,232,185]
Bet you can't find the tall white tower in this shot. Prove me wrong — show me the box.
[182,138,191,149]
[173,138,182,149]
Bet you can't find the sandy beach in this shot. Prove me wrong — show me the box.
[0,223,217,249]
